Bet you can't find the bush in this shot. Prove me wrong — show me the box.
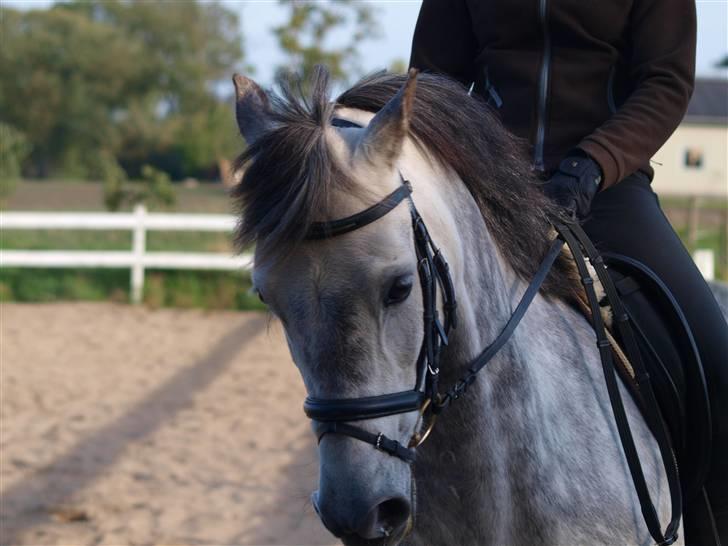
[0,123,30,204]
[140,165,176,209]
[100,154,129,211]
[102,163,177,211]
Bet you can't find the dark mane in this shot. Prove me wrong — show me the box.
[233,68,577,301]
[232,68,356,257]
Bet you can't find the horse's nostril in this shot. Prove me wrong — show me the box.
[356,496,411,540]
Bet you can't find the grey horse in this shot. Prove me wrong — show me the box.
[231,67,683,546]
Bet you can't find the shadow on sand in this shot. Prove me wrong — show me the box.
[0,316,266,545]
[238,429,336,546]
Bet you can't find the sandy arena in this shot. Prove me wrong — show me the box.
[0,303,337,546]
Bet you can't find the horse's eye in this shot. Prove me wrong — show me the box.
[385,275,414,306]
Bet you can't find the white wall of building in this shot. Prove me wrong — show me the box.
[651,123,728,197]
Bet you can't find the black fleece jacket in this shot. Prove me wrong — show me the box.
[409,0,697,188]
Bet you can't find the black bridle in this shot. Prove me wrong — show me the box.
[303,175,563,463]
[301,119,681,545]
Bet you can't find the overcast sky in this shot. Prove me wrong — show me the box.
[4,0,727,86]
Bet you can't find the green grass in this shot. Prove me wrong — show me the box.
[0,268,266,311]
[1,229,233,253]
[660,195,728,212]
[674,226,728,281]
[0,268,128,303]
[3,179,232,213]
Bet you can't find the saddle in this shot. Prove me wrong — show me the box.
[596,252,718,544]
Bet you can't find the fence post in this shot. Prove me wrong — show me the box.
[131,204,147,304]
[693,249,715,281]
[687,195,701,251]
[723,207,728,278]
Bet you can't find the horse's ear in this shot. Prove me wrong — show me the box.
[354,68,418,168]
[232,73,273,145]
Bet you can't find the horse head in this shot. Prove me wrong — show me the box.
[232,68,429,543]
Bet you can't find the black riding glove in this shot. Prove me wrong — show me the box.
[543,151,603,219]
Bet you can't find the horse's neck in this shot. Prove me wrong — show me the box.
[408,167,667,545]
[410,161,567,461]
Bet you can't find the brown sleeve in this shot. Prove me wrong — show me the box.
[578,0,696,188]
[409,0,478,88]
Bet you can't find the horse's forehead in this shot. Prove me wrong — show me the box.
[325,107,374,160]
[324,108,371,160]
[254,214,414,321]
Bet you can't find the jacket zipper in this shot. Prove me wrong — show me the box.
[484,67,503,108]
[607,65,617,114]
[534,0,551,171]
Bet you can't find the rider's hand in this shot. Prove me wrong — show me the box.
[543,150,603,219]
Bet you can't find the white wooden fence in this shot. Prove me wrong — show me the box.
[0,204,252,303]
[0,206,717,304]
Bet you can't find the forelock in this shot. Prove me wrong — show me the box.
[231,66,361,259]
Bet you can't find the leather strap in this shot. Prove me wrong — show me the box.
[314,421,417,463]
[435,237,565,410]
[568,222,683,539]
[331,117,364,129]
[603,250,712,501]
[304,390,426,422]
[306,183,412,240]
[556,222,680,546]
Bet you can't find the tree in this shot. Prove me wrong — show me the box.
[0,1,245,180]
[0,5,137,177]
[103,163,176,212]
[273,1,381,89]
[0,123,30,204]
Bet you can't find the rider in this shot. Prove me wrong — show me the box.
[409,0,727,543]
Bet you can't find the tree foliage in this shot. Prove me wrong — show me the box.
[0,1,244,180]
[273,1,380,88]
[0,123,30,204]
[103,164,176,212]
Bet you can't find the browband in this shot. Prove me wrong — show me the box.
[306,183,412,240]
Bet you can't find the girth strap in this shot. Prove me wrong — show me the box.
[314,421,417,463]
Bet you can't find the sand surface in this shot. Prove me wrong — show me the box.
[1,303,337,546]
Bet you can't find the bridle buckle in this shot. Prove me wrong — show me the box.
[408,399,437,448]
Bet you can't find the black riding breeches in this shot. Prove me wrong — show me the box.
[582,171,728,542]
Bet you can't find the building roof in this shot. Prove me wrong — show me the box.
[684,78,728,124]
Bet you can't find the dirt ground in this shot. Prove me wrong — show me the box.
[0,303,337,546]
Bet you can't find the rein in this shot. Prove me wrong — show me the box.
[301,118,681,545]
